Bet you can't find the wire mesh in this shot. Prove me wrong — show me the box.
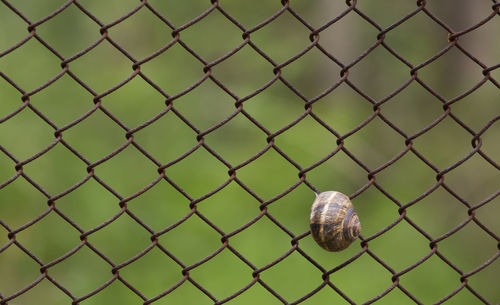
[1,0,499,304]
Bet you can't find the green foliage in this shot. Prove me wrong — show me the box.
[1,1,499,304]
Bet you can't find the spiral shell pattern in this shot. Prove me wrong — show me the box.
[309,191,361,252]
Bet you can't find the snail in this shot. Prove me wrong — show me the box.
[309,191,361,252]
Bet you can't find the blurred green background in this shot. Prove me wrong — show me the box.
[1,0,499,304]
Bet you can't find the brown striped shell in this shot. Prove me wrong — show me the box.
[309,191,361,252]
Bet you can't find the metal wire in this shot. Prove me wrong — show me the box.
[0,0,499,304]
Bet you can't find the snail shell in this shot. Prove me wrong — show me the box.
[309,191,361,252]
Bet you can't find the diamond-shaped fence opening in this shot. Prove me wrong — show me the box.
[0,0,499,304]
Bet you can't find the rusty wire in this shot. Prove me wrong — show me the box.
[0,0,499,304]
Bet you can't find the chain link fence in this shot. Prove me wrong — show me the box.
[1,0,499,304]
